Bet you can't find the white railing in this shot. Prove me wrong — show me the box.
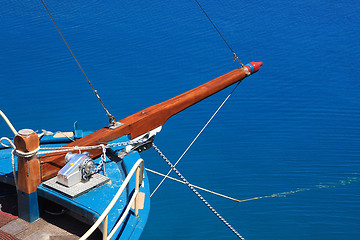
[79,158,144,240]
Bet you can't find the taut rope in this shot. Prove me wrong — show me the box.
[40,0,116,125]
[152,143,246,240]
[146,167,243,202]
[151,81,242,197]
[193,0,244,66]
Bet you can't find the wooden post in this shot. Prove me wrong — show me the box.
[14,129,41,222]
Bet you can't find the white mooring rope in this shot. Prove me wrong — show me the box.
[152,143,245,240]
[2,137,146,189]
[151,81,242,197]
[1,137,18,190]
[0,110,18,135]
[146,167,243,202]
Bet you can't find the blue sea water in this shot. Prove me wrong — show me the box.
[1,1,360,239]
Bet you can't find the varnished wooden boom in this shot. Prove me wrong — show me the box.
[40,67,249,180]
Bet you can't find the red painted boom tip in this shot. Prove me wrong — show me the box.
[249,62,263,72]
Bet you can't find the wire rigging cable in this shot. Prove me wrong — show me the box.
[150,81,242,197]
[40,0,116,125]
[193,0,244,66]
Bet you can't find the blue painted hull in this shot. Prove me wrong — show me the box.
[0,130,150,239]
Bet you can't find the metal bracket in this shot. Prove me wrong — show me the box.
[108,121,124,129]
[133,136,155,153]
[118,136,155,159]
[242,66,251,76]
[117,126,162,159]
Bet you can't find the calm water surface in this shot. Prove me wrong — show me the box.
[1,1,359,239]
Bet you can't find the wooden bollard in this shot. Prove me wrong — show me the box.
[14,129,41,222]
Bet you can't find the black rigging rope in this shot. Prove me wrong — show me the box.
[40,0,116,125]
[193,0,244,66]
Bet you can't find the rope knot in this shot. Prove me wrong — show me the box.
[14,146,40,158]
[1,136,40,158]
[73,146,81,153]
[99,144,107,153]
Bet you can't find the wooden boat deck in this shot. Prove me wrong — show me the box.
[0,193,102,240]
